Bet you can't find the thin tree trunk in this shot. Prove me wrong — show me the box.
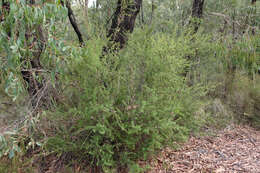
[96,0,99,10]
[190,0,205,33]
[141,2,144,24]
[1,0,43,107]
[232,9,236,41]
[1,0,45,106]
[61,0,84,46]
[150,0,155,24]
[107,1,111,19]
[103,0,143,54]
[20,0,47,108]
[251,0,257,35]
[21,26,46,106]
[84,0,90,35]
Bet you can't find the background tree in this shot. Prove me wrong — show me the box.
[191,0,205,33]
[61,0,84,45]
[103,0,143,54]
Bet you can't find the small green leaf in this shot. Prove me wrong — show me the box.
[8,150,14,159]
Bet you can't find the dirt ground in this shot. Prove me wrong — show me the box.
[145,125,260,173]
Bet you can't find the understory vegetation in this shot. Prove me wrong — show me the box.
[0,0,260,172]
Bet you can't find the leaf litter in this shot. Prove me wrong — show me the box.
[144,125,260,173]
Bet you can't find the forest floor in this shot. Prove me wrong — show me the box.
[0,122,260,173]
[1,94,260,173]
[144,125,260,173]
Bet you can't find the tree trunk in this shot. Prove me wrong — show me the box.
[191,0,205,33]
[150,0,155,24]
[103,0,142,54]
[251,0,257,35]
[96,0,99,10]
[1,0,45,105]
[19,0,47,108]
[21,26,46,107]
[84,0,90,34]
[1,1,43,105]
[61,0,84,46]
[141,2,144,24]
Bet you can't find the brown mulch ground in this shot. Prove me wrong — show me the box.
[145,125,260,173]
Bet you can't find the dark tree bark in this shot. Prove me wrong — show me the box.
[21,25,46,103]
[192,0,204,19]
[150,0,155,24]
[251,0,257,35]
[61,0,84,46]
[190,0,205,33]
[96,0,99,10]
[141,2,144,24]
[1,0,44,106]
[103,0,142,54]
[19,0,47,108]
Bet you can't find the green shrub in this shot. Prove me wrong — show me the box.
[216,35,260,75]
[227,73,260,129]
[43,29,207,171]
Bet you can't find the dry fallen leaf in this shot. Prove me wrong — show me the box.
[143,125,260,173]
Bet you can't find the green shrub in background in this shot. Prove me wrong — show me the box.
[43,29,208,171]
[199,34,260,129]
[215,35,260,76]
[227,73,260,129]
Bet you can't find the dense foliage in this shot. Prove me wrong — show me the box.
[42,30,207,171]
[0,0,259,172]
